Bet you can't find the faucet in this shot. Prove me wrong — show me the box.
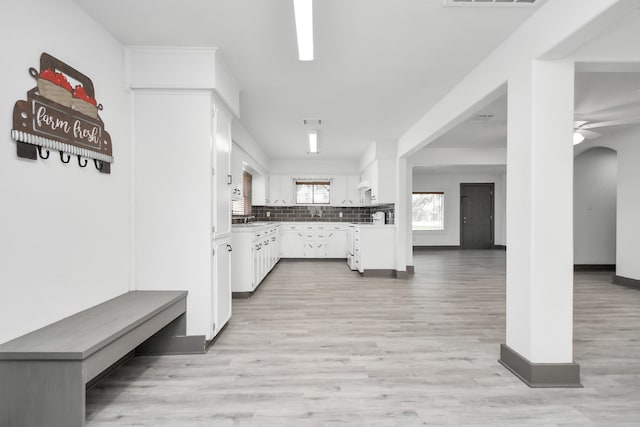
[243,216,255,224]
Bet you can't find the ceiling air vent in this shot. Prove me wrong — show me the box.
[303,118,322,126]
[443,0,537,6]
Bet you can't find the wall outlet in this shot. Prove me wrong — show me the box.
[339,212,343,218]
[266,211,271,217]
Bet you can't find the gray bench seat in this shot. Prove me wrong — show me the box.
[0,290,190,427]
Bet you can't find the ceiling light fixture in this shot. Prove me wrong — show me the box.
[573,131,585,146]
[308,130,318,153]
[293,0,314,61]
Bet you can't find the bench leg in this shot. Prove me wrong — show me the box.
[0,360,85,427]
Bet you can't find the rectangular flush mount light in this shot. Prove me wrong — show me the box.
[294,0,314,61]
[308,130,318,153]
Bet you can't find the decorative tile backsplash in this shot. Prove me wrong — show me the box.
[233,204,395,224]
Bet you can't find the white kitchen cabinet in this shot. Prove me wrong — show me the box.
[232,224,281,293]
[281,228,305,258]
[346,175,361,206]
[252,173,267,206]
[269,175,294,205]
[212,238,232,336]
[332,176,347,206]
[327,229,347,258]
[364,160,396,205]
[230,145,243,201]
[280,223,348,259]
[254,239,265,286]
[212,104,233,237]
[329,175,361,207]
[133,91,233,341]
[354,225,396,273]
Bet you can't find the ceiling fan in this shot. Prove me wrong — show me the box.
[573,117,640,145]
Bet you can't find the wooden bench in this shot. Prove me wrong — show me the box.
[0,290,198,427]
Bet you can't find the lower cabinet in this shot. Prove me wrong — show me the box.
[282,223,348,259]
[232,224,281,294]
[282,230,304,258]
[212,238,232,336]
[327,229,347,258]
[353,225,395,273]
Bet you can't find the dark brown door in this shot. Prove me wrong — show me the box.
[460,183,494,249]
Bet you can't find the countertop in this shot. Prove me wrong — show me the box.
[232,221,395,231]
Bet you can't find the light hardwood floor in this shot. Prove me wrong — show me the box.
[86,250,640,426]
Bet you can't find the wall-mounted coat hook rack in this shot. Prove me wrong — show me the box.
[37,146,49,159]
[77,155,88,167]
[60,151,71,164]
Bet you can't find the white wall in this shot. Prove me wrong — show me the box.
[412,171,506,247]
[232,120,269,173]
[269,159,359,175]
[576,127,640,280]
[573,147,617,265]
[0,0,132,344]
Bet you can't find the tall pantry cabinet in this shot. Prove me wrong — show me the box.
[127,48,239,344]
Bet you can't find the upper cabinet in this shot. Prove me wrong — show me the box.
[211,101,232,238]
[128,47,238,340]
[332,175,361,207]
[346,175,361,206]
[230,145,243,201]
[268,175,294,205]
[264,174,360,207]
[363,160,396,205]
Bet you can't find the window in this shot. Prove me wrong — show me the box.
[412,192,444,230]
[296,180,330,204]
[232,171,252,216]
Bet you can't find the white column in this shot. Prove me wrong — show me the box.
[505,60,576,367]
[395,157,409,275]
[616,136,640,281]
[406,164,414,269]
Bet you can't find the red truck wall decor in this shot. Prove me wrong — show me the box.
[11,53,113,174]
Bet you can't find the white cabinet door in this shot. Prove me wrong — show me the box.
[375,159,396,204]
[268,174,279,205]
[327,230,347,258]
[269,175,293,205]
[332,176,348,206]
[347,175,361,206]
[303,241,316,258]
[261,236,271,276]
[230,146,243,200]
[279,175,294,205]
[369,161,380,204]
[212,239,232,337]
[282,230,304,258]
[212,103,232,237]
[252,240,262,287]
[316,242,327,258]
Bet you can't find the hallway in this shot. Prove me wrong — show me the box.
[86,251,640,426]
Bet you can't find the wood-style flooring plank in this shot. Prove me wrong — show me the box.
[86,251,640,426]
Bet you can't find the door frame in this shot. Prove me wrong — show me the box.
[460,183,495,249]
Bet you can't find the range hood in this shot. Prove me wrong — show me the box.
[356,180,371,190]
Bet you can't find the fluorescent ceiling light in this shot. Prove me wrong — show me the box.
[308,130,318,153]
[294,0,314,61]
[573,131,585,146]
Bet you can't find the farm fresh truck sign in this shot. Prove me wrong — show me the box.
[11,52,113,173]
